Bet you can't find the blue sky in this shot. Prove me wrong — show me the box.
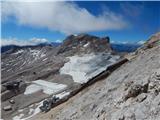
[1,1,160,45]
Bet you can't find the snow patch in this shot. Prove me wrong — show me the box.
[28,108,34,115]
[13,91,70,120]
[60,53,120,83]
[40,53,46,58]
[55,91,70,99]
[42,58,48,61]
[12,114,24,120]
[13,102,43,120]
[24,84,42,95]
[13,50,24,55]
[18,109,24,112]
[30,49,40,58]
[83,42,90,47]
[29,49,46,60]
[24,80,67,95]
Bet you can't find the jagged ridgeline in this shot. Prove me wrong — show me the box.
[57,34,112,55]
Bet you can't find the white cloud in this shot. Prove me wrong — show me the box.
[1,38,49,46]
[121,41,128,44]
[55,39,62,43]
[110,40,115,43]
[2,1,128,34]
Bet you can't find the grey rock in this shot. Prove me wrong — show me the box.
[3,105,12,111]
[124,84,143,100]
[136,93,147,102]
[9,99,15,104]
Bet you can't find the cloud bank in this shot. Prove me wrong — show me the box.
[1,38,48,46]
[2,1,127,34]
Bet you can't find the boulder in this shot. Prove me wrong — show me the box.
[3,105,12,111]
[9,99,15,104]
[40,96,60,113]
[155,68,160,80]
[136,93,147,102]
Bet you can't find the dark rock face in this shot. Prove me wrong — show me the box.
[57,34,112,55]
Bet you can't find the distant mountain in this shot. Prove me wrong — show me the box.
[1,42,61,53]
[1,34,142,54]
[51,42,62,47]
[1,45,22,53]
[111,43,141,53]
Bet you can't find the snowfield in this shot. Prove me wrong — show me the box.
[55,91,70,99]
[13,50,24,55]
[13,91,70,120]
[24,80,67,95]
[60,53,120,84]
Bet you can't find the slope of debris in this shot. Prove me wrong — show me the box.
[31,33,160,120]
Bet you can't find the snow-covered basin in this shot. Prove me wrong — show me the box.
[24,80,67,95]
[13,91,70,120]
[60,53,120,84]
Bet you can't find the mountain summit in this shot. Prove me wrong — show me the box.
[58,34,112,55]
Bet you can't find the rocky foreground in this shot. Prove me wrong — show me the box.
[31,33,160,120]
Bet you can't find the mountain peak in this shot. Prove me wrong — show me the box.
[58,34,112,55]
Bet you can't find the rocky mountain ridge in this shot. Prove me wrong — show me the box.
[57,34,112,55]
